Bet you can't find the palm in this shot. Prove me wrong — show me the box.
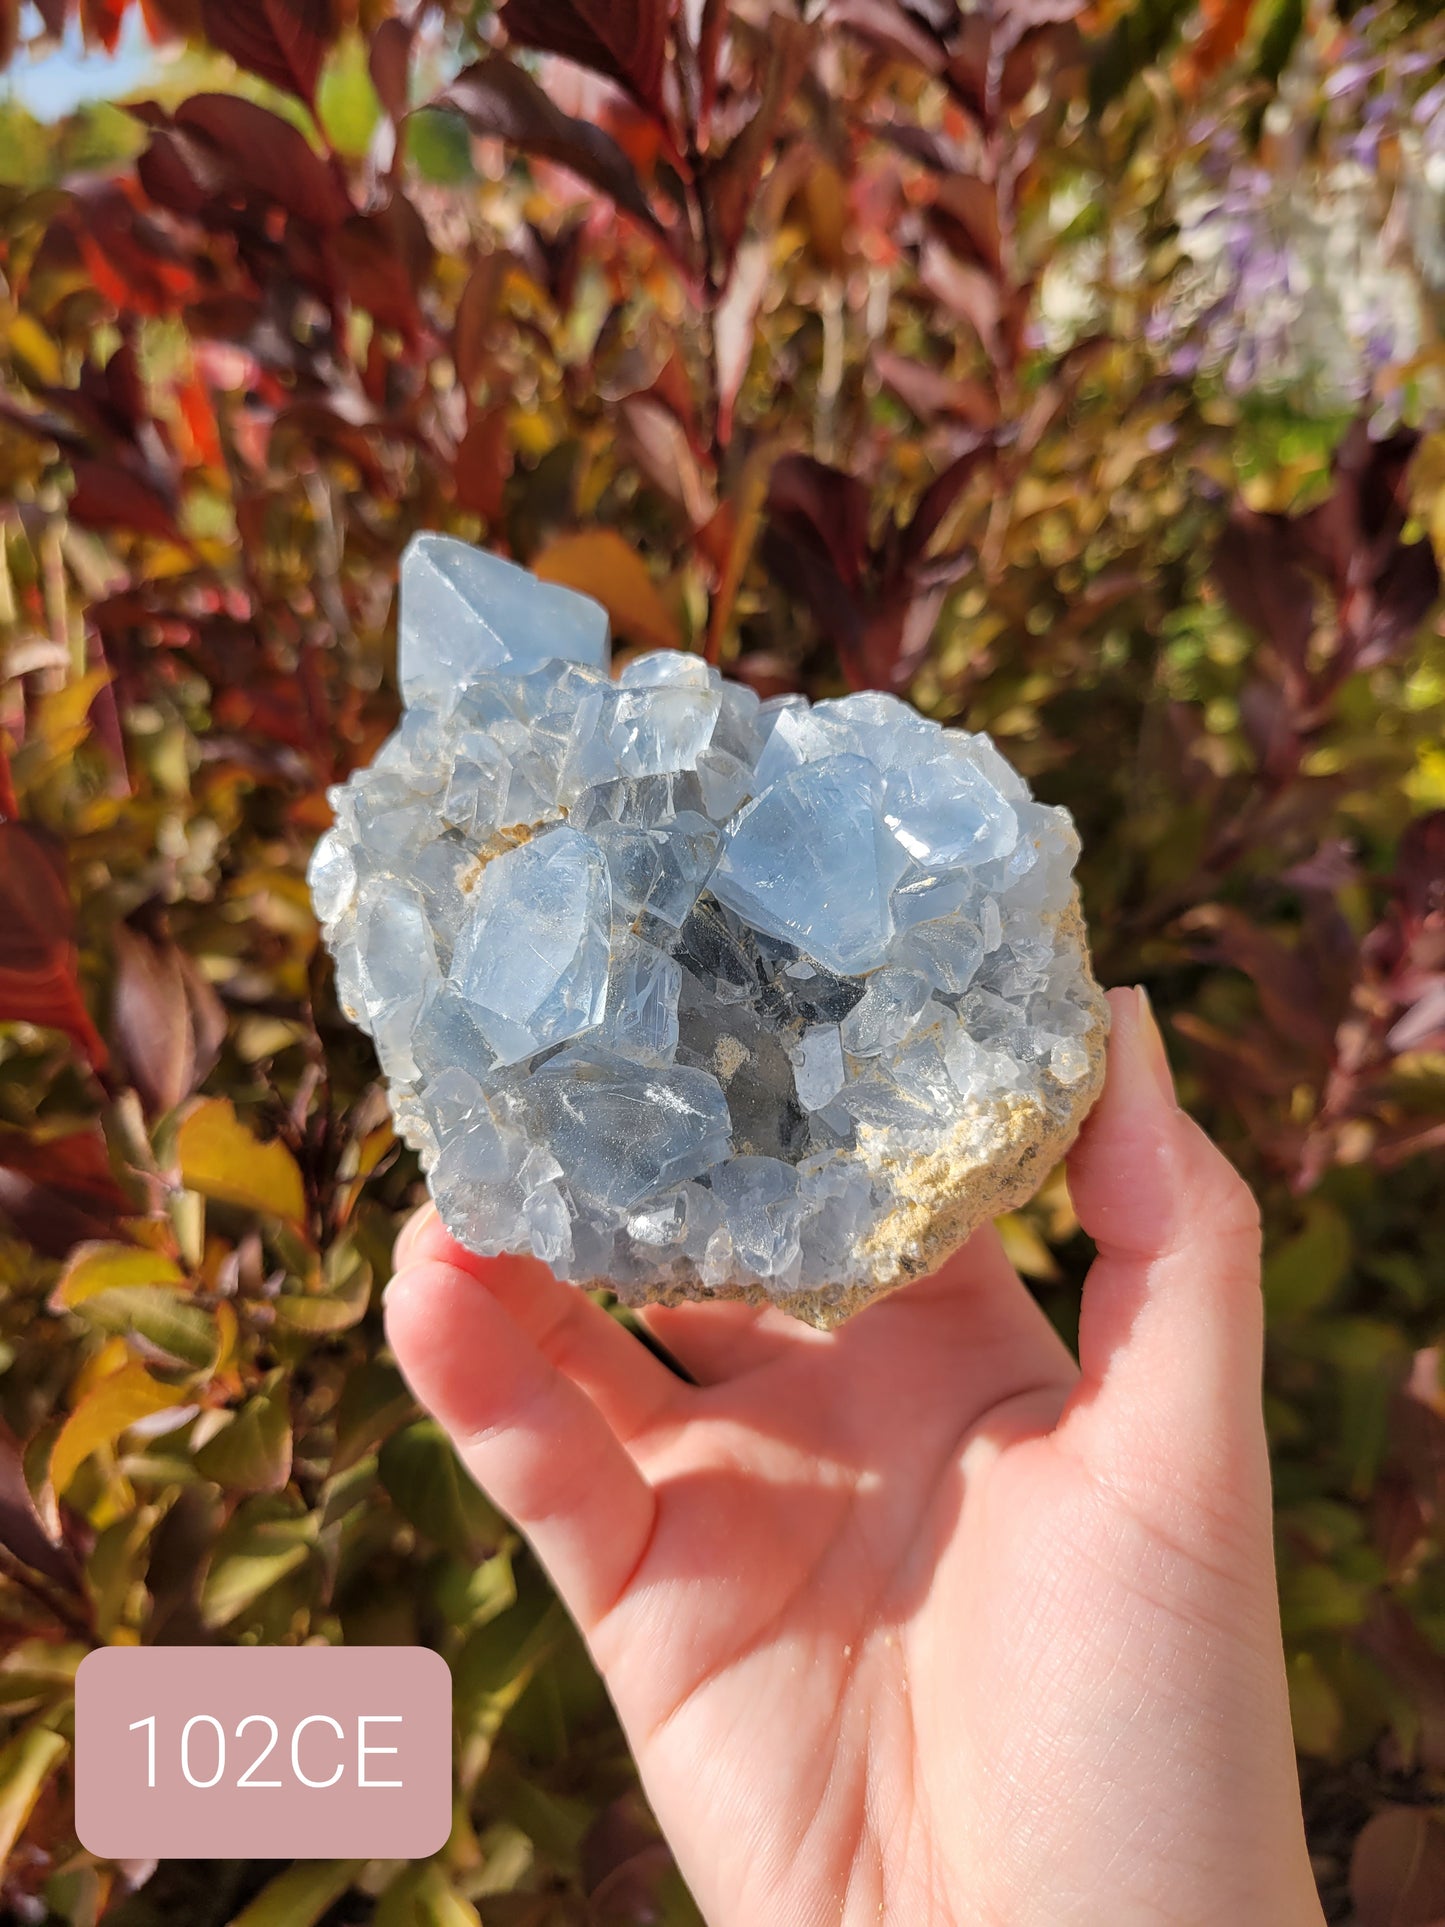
[386,992,1322,1927]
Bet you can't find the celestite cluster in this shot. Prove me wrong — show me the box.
[311,535,1108,1324]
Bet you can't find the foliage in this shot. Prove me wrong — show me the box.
[0,1,1441,1922]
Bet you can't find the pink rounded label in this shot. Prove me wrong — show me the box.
[75,1645,452,1860]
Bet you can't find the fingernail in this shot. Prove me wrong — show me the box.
[1135,985,1177,1109]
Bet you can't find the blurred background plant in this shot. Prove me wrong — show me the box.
[0,0,1442,1921]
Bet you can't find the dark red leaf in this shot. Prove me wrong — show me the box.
[81,0,127,51]
[768,455,871,593]
[453,403,512,522]
[136,125,226,218]
[873,347,999,428]
[175,94,353,228]
[440,58,667,243]
[831,0,946,73]
[69,456,181,541]
[1388,979,1445,1055]
[1393,811,1445,929]
[705,18,813,259]
[919,240,1003,364]
[34,0,68,38]
[928,174,1002,275]
[898,436,990,569]
[369,15,413,125]
[453,254,508,393]
[334,196,432,338]
[199,0,333,106]
[0,823,110,1072]
[0,1128,130,1258]
[695,0,728,131]
[1356,533,1440,668]
[501,0,669,119]
[1213,510,1315,676]
[1363,1599,1445,1773]
[111,918,226,1118]
[994,0,1086,46]
[70,183,201,314]
[618,396,715,528]
[140,0,201,36]
[864,575,955,691]
[0,1420,80,1591]
[1351,1806,1445,1927]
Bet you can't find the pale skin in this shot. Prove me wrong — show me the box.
[386,988,1325,1926]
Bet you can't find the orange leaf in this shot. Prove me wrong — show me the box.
[531,530,680,652]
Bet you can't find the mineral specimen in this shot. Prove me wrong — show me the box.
[311,534,1109,1326]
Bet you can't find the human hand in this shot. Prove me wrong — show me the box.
[385,987,1324,1927]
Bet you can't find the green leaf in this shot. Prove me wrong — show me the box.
[75,1286,219,1373]
[331,1360,414,1474]
[275,1240,372,1333]
[1263,1199,1351,1321]
[453,1570,569,1744]
[1088,0,1193,116]
[0,1640,84,1715]
[227,1860,366,1927]
[194,1373,293,1493]
[1287,1650,1344,1760]
[175,1097,307,1229]
[375,1864,478,1927]
[201,1498,314,1629]
[0,1723,68,1867]
[87,1507,158,1641]
[1277,1561,1370,1638]
[378,1419,504,1560]
[1255,0,1305,89]
[317,32,382,160]
[408,105,474,184]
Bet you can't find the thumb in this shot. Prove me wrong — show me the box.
[1060,986,1269,1522]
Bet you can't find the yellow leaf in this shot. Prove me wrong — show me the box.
[34,667,110,763]
[176,1098,306,1229]
[69,1336,132,1403]
[51,1364,188,1498]
[532,529,680,652]
[8,313,63,385]
[996,1212,1062,1282]
[53,1242,186,1310]
[0,1724,68,1869]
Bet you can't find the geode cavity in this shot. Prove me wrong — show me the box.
[311,535,1108,1326]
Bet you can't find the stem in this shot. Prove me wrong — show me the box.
[0,1545,94,1646]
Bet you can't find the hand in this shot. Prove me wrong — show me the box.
[385,988,1323,1927]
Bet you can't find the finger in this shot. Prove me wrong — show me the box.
[396,1210,687,1442]
[639,1296,822,1384]
[385,1257,657,1632]
[1059,986,1267,1508]
[392,1200,440,1272]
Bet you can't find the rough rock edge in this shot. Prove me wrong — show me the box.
[586,892,1111,1331]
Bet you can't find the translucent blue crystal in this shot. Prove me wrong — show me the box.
[399,534,609,707]
[522,1056,732,1209]
[315,539,1104,1303]
[710,755,906,974]
[450,827,611,1065]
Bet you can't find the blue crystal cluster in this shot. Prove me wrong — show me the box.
[311,536,1106,1314]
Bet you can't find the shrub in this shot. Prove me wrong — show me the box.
[0,3,1441,1921]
